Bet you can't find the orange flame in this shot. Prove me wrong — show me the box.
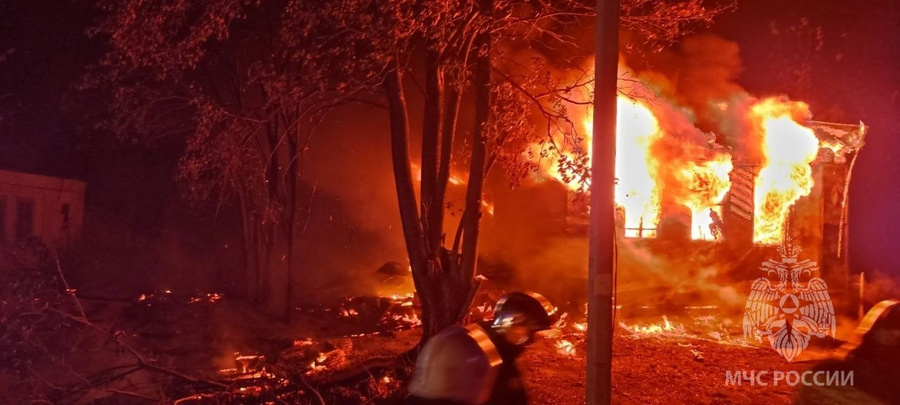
[533,89,732,240]
[614,97,664,237]
[408,163,494,216]
[555,339,576,357]
[528,67,836,245]
[746,98,818,244]
[620,316,684,335]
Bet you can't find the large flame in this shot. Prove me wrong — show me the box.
[613,97,663,238]
[528,66,834,244]
[674,155,734,240]
[534,88,732,240]
[747,98,819,244]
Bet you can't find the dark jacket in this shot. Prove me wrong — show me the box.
[480,322,528,405]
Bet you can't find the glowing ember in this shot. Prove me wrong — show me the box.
[747,98,819,244]
[819,138,845,156]
[556,339,576,357]
[620,316,685,336]
[339,308,359,317]
[307,362,326,374]
[482,200,495,215]
[294,338,314,347]
[410,162,466,187]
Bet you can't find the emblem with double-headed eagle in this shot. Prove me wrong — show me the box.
[742,238,836,362]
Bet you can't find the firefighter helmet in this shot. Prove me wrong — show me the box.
[837,299,900,363]
[408,324,502,404]
[491,291,557,343]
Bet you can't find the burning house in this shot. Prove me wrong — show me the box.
[510,67,869,316]
[723,120,866,292]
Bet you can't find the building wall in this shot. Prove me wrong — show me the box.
[0,170,86,247]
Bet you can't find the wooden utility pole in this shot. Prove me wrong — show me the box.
[587,0,618,404]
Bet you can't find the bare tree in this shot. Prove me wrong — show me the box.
[84,0,369,319]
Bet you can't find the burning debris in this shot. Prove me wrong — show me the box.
[620,316,686,336]
[295,292,421,336]
[556,339,577,357]
[137,290,224,305]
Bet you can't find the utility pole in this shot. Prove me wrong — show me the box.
[587,0,618,404]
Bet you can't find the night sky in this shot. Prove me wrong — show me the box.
[0,1,897,277]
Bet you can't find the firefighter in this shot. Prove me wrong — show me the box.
[406,291,557,405]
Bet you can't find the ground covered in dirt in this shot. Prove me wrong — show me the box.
[523,332,807,404]
[72,294,844,404]
[2,245,878,404]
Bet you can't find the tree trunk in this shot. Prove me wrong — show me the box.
[384,63,434,333]
[386,3,496,340]
[421,50,444,250]
[458,4,491,285]
[238,189,255,301]
[284,126,299,323]
[430,82,461,250]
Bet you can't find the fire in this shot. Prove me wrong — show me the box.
[534,89,732,240]
[528,66,834,245]
[819,138,845,156]
[747,98,819,244]
[620,316,684,336]
[613,97,664,237]
[410,162,465,187]
[482,200,495,215]
[530,96,664,236]
[409,163,494,216]
[556,339,576,357]
[666,148,733,240]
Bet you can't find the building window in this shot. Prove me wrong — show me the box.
[61,204,71,230]
[0,198,5,242]
[15,199,35,241]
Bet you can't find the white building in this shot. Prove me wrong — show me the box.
[0,170,85,246]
